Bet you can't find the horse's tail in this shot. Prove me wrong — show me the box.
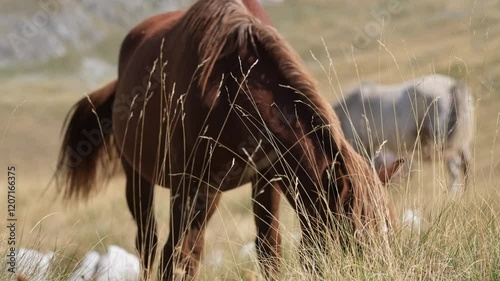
[446,81,474,147]
[55,80,118,200]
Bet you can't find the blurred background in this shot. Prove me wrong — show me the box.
[0,0,499,279]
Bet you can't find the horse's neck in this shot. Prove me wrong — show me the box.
[242,0,272,25]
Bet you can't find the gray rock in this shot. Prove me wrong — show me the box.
[0,1,183,70]
[0,0,284,70]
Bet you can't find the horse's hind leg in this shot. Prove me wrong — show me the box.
[447,154,462,194]
[161,186,221,281]
[252,176,282,279]
[123,160,158,276]
[447,146,472,194]
[460,146,472,188]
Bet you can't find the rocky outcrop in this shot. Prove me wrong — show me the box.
[0,0,283,70]
[0,0,184,69]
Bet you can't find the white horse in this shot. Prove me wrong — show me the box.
[334,74,474,193]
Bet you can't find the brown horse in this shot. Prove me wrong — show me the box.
[56,0,400,280]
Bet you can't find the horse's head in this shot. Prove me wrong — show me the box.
[320,150,404,208]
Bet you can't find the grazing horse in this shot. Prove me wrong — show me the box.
[334,74,474,193]
[56,0,400,280]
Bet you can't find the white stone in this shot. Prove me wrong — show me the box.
[68,251,101,281]
[94,245,140,281]
[17,248,54,281]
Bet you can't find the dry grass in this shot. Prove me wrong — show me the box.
[1,0,499,280]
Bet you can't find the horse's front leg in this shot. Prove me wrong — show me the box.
[252,177,282,279]
[123,160,158,278]
[161,186,221,281]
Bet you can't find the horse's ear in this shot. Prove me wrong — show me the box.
[378,159,406,184]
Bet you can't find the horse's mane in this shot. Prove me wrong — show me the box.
[180,0,329,130]
[180,0,391,232]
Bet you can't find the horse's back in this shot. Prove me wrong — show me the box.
[113,11,189,184]
[335,82,417,155]
[242,0,272,24]
[117,10,186,76]
[335,74,472,159]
